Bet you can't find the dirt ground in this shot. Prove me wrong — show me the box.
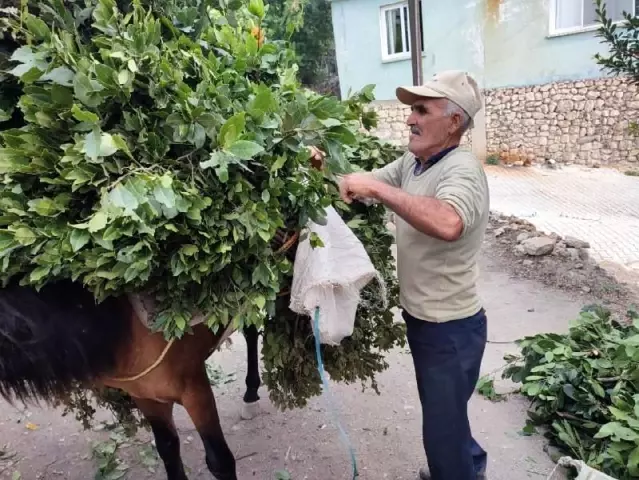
[1,214,637,480]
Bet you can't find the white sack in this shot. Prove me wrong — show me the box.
[289,206,383,345]
[547,457,618,480]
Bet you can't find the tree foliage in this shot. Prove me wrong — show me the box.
[0,0,404,413]
[594,0,639,83]
[262,0,338,95]
[502,306,639,479]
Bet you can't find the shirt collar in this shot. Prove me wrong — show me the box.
[413,145,459,176]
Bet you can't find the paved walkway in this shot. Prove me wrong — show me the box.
[486,164,639,272]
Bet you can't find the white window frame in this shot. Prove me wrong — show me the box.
[379,1,423,63]
[548,0,638,37]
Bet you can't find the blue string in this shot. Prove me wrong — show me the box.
[312,306,359,479]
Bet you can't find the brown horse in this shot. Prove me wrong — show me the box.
[0,277,265,480]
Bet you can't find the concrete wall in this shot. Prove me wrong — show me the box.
[331,0,623,101]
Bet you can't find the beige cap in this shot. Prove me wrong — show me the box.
[396,70,483,128]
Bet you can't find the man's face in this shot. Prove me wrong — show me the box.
[405,97,456,159]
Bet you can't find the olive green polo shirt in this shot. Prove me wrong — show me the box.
[372,147,490,323]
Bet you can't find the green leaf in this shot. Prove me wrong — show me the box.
[153,185,176,209]
[14,227,37,246]
[88,212,108,233]
[70,229,91,252]
[274,471,291,480]
[253,294,266,309]
[227,140,264,160]
[112,135,133,159]
[24,14,51,40]
[595,422,639,442]
[109,184,139,211]
[319,118,342,128]
[175,315,187,331]
[117,70,131,85]
[248,0,265,18]
[30,266,51,283]
[592,381,605,398]
[94,64,118,88]
[28,198,61,217]
[252,263,271,286]
[310,232,324,249]
[270,155,287,172]
[83,130,120,160]
[629,445,639,476]
[248,87,276,119]
[8,46,48,80]
[218,113,245,148]
[41,67,74,86]
[73,72,104,107]
[181,244,198,256]
[71,104,99,124]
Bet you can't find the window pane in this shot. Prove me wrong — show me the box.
[555,0,583,29]
[583,0,598,25]
[385,8,404,55]
[613,0,635,19]
[615,0,639,20]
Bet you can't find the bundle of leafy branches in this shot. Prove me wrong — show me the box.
[0,0,406,424]
[502,305,639,479]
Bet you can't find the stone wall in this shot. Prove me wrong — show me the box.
[368,101,473,150]
[368,77,639,166]
[486,77,639,167]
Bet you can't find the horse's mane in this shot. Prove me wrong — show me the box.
[0,279,131,405]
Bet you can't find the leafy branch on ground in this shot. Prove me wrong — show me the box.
[475,374,508,403]
[92,427,130,480]
[91,425,160,479]
[501,304,639,479]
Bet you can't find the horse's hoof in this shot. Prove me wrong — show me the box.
[240,400,261,420]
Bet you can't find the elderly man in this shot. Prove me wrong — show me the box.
[337,70,490,479]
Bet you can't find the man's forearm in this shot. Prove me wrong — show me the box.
[372,181,463,241]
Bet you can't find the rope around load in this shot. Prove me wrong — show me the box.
[109,230,301,383]
[109,338,176,383]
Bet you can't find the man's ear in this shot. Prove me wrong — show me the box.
[449,113,462,134]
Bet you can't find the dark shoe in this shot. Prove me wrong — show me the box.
[418,466,487,480]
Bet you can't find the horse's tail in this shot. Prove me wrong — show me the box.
[0,279,131,405]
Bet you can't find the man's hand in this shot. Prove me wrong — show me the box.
[338,173,381,204]
[308,146,325,170]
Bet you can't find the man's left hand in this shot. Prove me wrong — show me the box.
[339,173,381,204]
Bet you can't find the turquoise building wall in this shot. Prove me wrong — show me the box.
[330,0,622,100]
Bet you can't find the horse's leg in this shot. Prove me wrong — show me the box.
[181,368,236,480]
[133,398,188,480]
[241,324,261,420]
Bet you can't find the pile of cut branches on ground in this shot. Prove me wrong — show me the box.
[0,0,405,422]
[502,305,639,479]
